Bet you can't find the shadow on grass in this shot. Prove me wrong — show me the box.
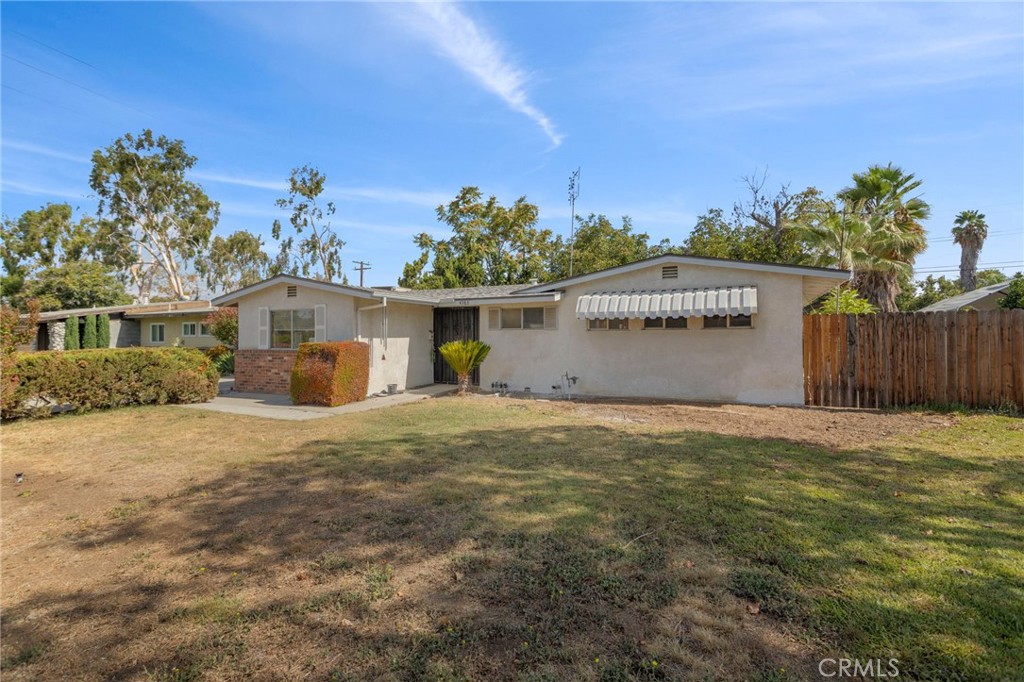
[2,413,1022,681]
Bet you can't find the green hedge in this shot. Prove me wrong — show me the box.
[290,341,369,407]
[1,347,219,420]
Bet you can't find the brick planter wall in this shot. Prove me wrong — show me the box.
[234,349,298,394]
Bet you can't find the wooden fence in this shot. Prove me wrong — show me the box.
[803,310,1024,409]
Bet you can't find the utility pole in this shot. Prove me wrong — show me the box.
[568,167,580,277]
[352,260,372,287]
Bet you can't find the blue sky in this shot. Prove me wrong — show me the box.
[2,1,1022,289]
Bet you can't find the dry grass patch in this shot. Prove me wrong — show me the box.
[1,398,1020,681]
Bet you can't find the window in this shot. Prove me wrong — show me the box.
[643,316,687,329]
[587,318,629,331]
[182,322,197,337]
[703,314,752,329]
[490,307,556,330]
[272,309,315,349]
[150,323,165,343]
[199,323,211,336]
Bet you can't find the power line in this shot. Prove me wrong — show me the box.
[2,53,147,115]
[928,230,1019,244]
[11,30,96,69]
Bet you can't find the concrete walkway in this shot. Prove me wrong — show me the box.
[179,383,455,421]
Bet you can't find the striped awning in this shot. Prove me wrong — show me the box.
[575,286,758,320]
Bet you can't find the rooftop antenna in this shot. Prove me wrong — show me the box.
[352,260,372,287]
[568,167,580,277]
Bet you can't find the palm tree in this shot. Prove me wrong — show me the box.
[951,210,988,292]
[438,339,491,395]
[836,164,930,311]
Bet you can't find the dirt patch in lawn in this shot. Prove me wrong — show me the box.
[537,398,954,449]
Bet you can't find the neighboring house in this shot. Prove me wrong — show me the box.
[26,301,220,351]
[213,255,848,404]
[919,281,1011,312]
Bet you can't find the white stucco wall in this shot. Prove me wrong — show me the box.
[237,283,359,349]
[357,301,434,394]
[234,282,434,395]
[478,262,807,405]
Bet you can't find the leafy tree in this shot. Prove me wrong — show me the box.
[97,314,111,348]
[1,203,98,301]
[203,307,238,347]
[976,269,1009,288]
[82,313,97,349]
[438,339,490,395]
[683,208,790,262]
[64,316,80,350]
[951,210,988,292]
[90,130,219,301]
[16,262,132,312]
[810,287,877,315]
[835,164,930,312]
[733,172,822,261]
[997,273,1024,309]
[272,165,344,281]
[199,231,271,293]
[549,214,652,279]
[900,276,963,311]
[400,187,552,288]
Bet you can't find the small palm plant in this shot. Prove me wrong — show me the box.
[438,339,491,395]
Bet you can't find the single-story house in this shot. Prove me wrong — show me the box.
[212,255,849,405]
[26,301,220,351]
[919,280,1012,312]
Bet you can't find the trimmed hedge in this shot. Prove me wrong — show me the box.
[1,347,219,420]
[290,341,369,407]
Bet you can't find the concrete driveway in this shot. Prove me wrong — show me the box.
[179,383,455,421]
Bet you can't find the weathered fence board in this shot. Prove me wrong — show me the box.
[804,310,1024,409]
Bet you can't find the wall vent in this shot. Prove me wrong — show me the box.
[661,265,679,279]
[286,285,298,298]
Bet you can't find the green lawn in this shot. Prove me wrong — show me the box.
[1,400,1021,681]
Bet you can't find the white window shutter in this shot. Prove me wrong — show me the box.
[488,308,500,330]
[544,306,558,330]
[314,304,327,342]
[257,307,269,349]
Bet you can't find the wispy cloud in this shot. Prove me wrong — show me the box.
[396,3,562,147]
[1,178,90,199]
[197,171,449,208]
[2,139,90,164]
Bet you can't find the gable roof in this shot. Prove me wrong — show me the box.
[919,281,1011,312]
[211,274,383,306]
[517,254,850,294]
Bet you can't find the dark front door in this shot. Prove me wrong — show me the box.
[433,307,480,384]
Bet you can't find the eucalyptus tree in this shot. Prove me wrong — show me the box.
[199,230,271,293]
[272,165,344,282]
[89,130,219,301]
[951,209,988,292]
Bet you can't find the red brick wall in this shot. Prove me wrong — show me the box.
[234,349,298,394]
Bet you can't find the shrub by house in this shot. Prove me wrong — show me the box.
[290,341,369,407]
[1,347,218,420]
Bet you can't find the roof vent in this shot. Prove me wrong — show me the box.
[286,285,298,298]
[662,265,679,279]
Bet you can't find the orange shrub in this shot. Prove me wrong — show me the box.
[289,341,369,407]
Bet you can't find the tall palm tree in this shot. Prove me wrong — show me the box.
[836,164,930,311]
[951,210,988,292]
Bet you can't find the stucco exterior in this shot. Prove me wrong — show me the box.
[233,281,434,395]
[478,262,806,405]
[139,315,220,349]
